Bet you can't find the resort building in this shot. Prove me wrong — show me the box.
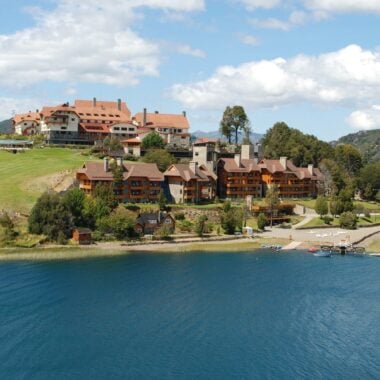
[13,112,41,135]
[76,158,164,203]
[217,146,323,199]
[192,138,219,173]
[122,137,142,157]
[217,154,262,199]
[259,157,323,198]
[164,162,217,203]
[134,109,190,148]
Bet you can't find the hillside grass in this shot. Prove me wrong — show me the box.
[0,147,91,213]
[299,215,379,229]
[295,199,380,211]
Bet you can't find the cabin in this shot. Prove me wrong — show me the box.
[72,228,92,244]
[134,212,175,235]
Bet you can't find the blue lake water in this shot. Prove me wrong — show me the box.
[0,251,379,379]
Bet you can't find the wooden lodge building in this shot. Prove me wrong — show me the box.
[217,145,323,199]
[76,158,164,203]
[164,162,217,204]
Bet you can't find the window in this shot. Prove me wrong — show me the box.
[71,117,76,121]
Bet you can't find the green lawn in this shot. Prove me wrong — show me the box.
[299,215,379,229]
[0,148,91,213]
[367,239,380,253]
[295,199,380,212]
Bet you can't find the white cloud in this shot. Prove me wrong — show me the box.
[172,44,380,111]
[0,97,45,120]
[251,18,291,31]
[346,105,380,130]
[0,0,204,88]
[304,0,380,13]
[238,34,260,46]
[237,0,281,10]
[177,45,206,57]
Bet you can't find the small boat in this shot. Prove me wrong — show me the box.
[308,246,318,253]
[313,251,332,257]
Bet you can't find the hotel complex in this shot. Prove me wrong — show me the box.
[13,98,323,202]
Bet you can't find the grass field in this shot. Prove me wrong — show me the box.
[367,239,380,253]
[0,148,92,213]
[295,198,380,211]
[299,215,379,229]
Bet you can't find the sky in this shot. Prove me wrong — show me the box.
[1,0,380,141]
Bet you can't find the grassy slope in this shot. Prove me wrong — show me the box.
[295,199,380,211]
[0,148,89,213]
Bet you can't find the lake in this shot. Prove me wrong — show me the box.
[0,251,379,379]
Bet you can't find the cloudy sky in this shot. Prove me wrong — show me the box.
[1,0,380,140]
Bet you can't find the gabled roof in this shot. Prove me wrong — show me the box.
[193,137,218,145]
[258,159,286,173]
[218,158,261,173]
[136,212,172,226]
[13,112,41,124]
[79,122,110,133]
[164,163,215,182]
[134,112,190,130]
[76,161,164,181]
[121,137,141,145]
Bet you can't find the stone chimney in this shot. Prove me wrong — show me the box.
[189,161,198,173]
[234,153,241,168]
[280,157,287,169]
[308,164,314,175]
[143,108,147,127]
[93,97,97,107]
[241,144,254,160]
[182,111,186,117]
[117,98,121,111]
[155,110,159,114]
[103,157,109,172]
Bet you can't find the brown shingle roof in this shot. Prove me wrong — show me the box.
[219,158,261,173]
[77,161,164,181]
[164,163,214,182]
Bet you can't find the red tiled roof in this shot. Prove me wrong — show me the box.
[79,123,110,133]
[121,137,141,145]
[134,112,189,130]
[13,112,41,124]
[194,137,218,145]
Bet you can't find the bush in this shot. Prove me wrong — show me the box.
[322,215,333,224]
[174,212,185,221]
[257,213,267,230]
[154,224,172,240]
[339,211,357,229]
[177,220,193,232]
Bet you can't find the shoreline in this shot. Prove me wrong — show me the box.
[0,237,306,262]
[0,226,379,262]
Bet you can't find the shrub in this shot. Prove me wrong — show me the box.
[154,224,172,240]
[322,215,333,224]
[174,212,185,221]
[177,220,193,232]
[339,211,357,230]
[257,213,267,230]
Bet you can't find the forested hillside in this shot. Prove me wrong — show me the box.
[261,122,334,167]
[332,129,380,163]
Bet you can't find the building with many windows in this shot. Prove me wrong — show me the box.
[76,158,164,203]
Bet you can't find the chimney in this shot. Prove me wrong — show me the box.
[36,109,39,113]
[182,111,186,117]
[308,164,313,175]
[93,97,97,107]
[280,157,287,169]
[189,161,198,173]
[234,153,241,168]
[143,108,147,127]
[241,144,254,160]
[117,98,121,111]
[155,110,159,114]
[116,157,123,167]
[103,157,109,172]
